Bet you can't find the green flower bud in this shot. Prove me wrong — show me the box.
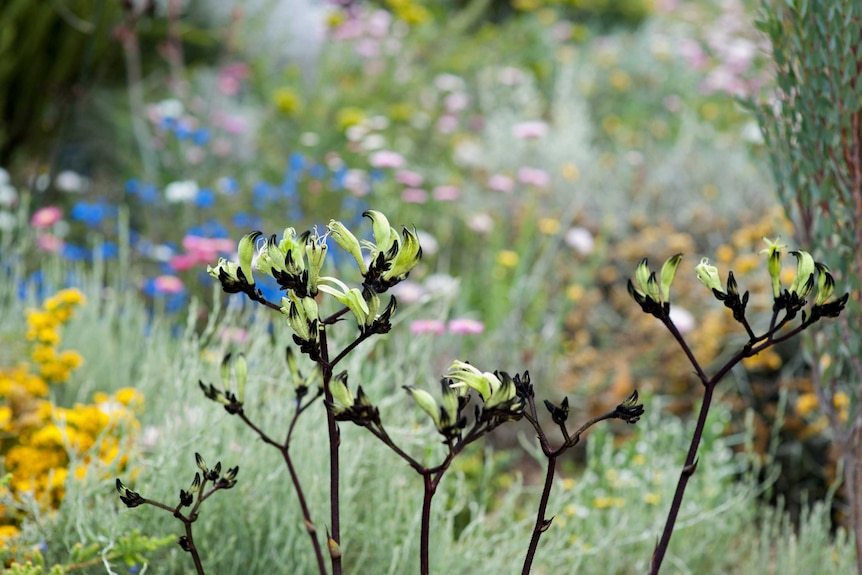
[660,253,683,303]
[318,277,370,328]
[363,210,398,255]
[220,353,232,389]
[306,232,328,296]
[328,371,354,416]
[484,371,518,411]
[635,258,651,297]
[760,237,785,298]
[695,257,723,293]
[789,250,816,298]
[238,231,261,286]
[446,360,499,402]
[195,452,209,474]
[282,293,314,341]
[403,386,441,428]
[815,263,835,306]
[382,226,423,282]
[327,220,367,274]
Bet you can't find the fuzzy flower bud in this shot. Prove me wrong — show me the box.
[327,220,367,274]
[695,257,723,294]
[789,250,816,298]
[760,237,785,299]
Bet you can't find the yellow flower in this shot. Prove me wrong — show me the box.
[31,344,56,364]
[538,218,560,235]
[0,406,11,430]
[561,163,580,182]
[336,107,366,131]
[609,69,631,91]
[796,392,819,417]
[25,310,58,331]
[55,288,86,306]
[644,492,661,505]
[273,87,303,116]
[58,350,83,369]
[592,496,625,509]
[496,250,519,268]
[115,388,144,408]
[0,524,20,541]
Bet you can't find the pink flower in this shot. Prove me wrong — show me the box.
[219,327,249,345]
[517,167,551,188]
[488,174,515,193]
[512,121,549,139]
[410,319,446,335]
[401,188,429,204]
[31,206,62,229]
[36,234,64,253]
[432,185,460,201]
[170,254,199,272]
[436,115,459,134]
[369,150,406,169]
[448,318,484,335]
[468,213,494,233]
[154,275,185,294]
[395,170,424,187]
[444,92,470,113]
[390,280,425,304]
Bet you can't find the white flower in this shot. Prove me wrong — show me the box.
[165,180,199,203]
[0,183,17,207]
[0,210,16,231]
[55,170,87,193]
[564,227,595,255]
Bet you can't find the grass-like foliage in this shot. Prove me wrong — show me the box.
[106,210,846,574]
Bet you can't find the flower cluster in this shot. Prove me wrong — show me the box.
[24,288,86,384]
[1,290,142,541]
[208,210,421,359]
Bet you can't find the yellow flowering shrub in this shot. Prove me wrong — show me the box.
[0,289,143,543]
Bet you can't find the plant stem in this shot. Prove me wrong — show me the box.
[521,453,556,575]
[281,447,329,575]
[319,327,343,575]
[648,379,716,575]
[420,474,435,575]
[182,520,206,575]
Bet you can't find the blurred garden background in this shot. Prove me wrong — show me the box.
[1,0,860,572]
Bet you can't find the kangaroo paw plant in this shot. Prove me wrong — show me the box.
[627,239,848,575]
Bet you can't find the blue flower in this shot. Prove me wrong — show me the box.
[308,163,326,180]
[139,183,159,204]
[195,188,216,208]
[232,212,261,229]
[289,152,305,172]
[193,128,211,146]
[125,179,140,194]
[174,123,192,140]
[61,243,90,262]
[96,242,119,259]
[219,177,239,195]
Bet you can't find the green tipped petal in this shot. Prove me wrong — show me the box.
[789,250,816,298]
[635,258,651,295]
[761,237,785,298]
[306,234,328,296]
[238,232,262,285]
[660,253,683,302]
[329,371,354,409]
[403,386,441,427]
[363,210,397,254]
[815,265,835,306]
[220,353,232,389]
[695,257,723,293]
[383,226,423,281]
[327,220,367,274]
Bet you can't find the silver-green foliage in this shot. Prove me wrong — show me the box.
[0,263,853,573]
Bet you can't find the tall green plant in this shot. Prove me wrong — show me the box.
[755,0,862,571]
